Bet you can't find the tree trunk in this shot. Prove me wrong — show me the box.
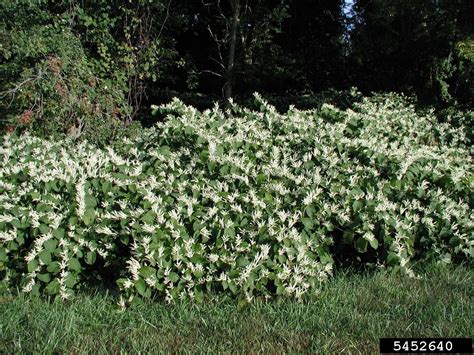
[224,0,240,100]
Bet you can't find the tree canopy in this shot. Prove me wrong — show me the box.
[1,0,472,139]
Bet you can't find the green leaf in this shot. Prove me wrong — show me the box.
[39,250,52,264]
[224,227,235,238]
[83,208,95,226]
[194,290,204,303]
[101,181,112,194]
[237,298,249,309]
[27,259,38,272]
[342,231,354,244]
[139,266,156,279]
[135,278,146,293]
[64,274,77,288]
[30,283,41,297]
[387,252,399,266]
[46,279,60,295]
[301,217,314,230]
[141,211,155,225]
[135,278,151,298]
[207,161,216,172]
[193,268,204,278]
[168,272,179,283]
[7,240,18,251]
[355,237,368,253]
[193,221,202,233]
[219,165,229,175]
[228,281,237,293]
[448,236,461,247]
[69,216,78,226]
[368,237,379,250]
[39,224,49,234]
[120,235,130,245]
[276,285,286,295]
[353,200,363,212]
[16,233,25,245]
[229,269,240,279]
[197,136,207,145]
[256,173,267,184]
[47,261,60,273]
[85,195,96,208]
[264,192,273,203]
[325,222,334,232]
[305,205,315,218]
[86,251,96,265]
[44,239,58,252]
[159,146,171,156]
[37,273,50,283]
[0,247,7,262]
[37,203,52,213]
[52,228,65,239]
[236,256,250,267]
[11,219,22,228]
[68,258,82,272]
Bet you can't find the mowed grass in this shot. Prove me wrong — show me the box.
[0,264,472,353]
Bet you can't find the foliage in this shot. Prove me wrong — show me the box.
[178,0,346,97]
[0,94,472,305]
[1,0,471,129]
[73,0,181,119]
[244,88,364,113]
[349,0,474,106]
[0,2,134,145]
[271,0,346,92]
[179,0,291,98]
[0,0,179,142]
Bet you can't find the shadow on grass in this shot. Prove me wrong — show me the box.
[0,262,472,353]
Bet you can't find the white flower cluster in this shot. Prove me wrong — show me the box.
[0,93,472,303]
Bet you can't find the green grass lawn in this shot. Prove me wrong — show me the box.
[1,264,472,353]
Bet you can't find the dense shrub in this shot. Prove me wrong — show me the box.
[0,94,472,306]
[0,1,151,145]
[245,88,365,113]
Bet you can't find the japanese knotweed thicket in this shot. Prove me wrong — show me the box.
[0,94,472,306]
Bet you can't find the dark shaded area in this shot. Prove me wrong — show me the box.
[1,0,472,139]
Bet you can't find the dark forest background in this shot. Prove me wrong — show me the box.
[1,0,472,143]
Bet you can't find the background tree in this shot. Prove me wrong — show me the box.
[72,0,183,120]
[277,0,346,93]
[1,0,472,139]
[175,0,289,101]
[349,0,473,106]
[0,1,131,143]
